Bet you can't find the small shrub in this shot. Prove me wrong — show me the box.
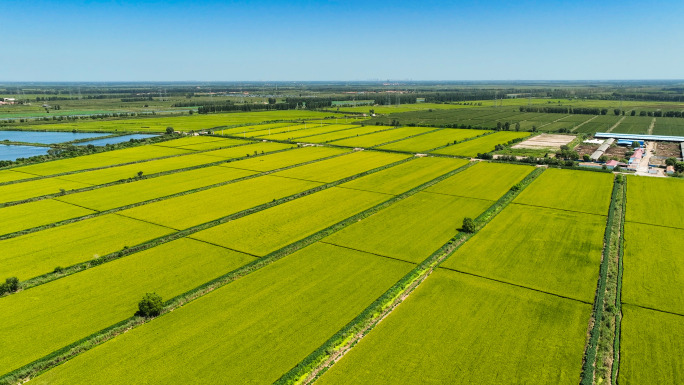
[137,292,163,317]
[462,217,476,233]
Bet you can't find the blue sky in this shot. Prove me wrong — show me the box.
[1,0,682,81]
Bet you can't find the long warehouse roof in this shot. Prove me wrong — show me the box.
[595,132,684,142]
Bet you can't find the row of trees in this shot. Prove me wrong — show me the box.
[519,106,609,115]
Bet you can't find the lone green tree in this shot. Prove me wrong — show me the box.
[462,217,476,233]
[0,277,20,295]
[166,126,174,135]
[137,292,163,317]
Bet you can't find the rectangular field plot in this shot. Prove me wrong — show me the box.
[190,187,389,256]
[5,148,185,177]
[442,204,605,302]
[32,243,412,385]
[118,175,321,229]
[0,214,174,280]
[0,238,254,375]
[340,157,468,195]
[242,123,312,137]
[612,116,653,134]
[0,177,92,204]
[622,223,684,314]
[653,117,684,136]
[425,161,534,201]
[0,169,35,183]
[513,168,613,216]
[271,150,408,183]
[626,175,684,229]
[324,193,492,263]
[330,126,435,148]
[301,125,389,143]
[376,128,490,153]
[318,269,589,385]
[222,146,348,172]
[574,115,622,133]
[153,135,234,148]
[162,138,248,151]
[212,122,294,136]
[58,166,257,211]
[0,199,94,236]
[56,153,229,185]
[255,124,358,141]
[619,305,684,384]
[199,141,294,159]
[431,131,531,157]
[92,145,194,161]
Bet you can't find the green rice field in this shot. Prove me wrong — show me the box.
[318,269,590,384]
[431,131,531,157]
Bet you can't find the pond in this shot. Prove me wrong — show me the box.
[0,144,50,161]
[77,134,158,147]
[0,130,110,144]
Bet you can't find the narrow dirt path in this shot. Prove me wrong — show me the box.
[571,115,598,132]
[647,117,656,135]
[606,116,627,133]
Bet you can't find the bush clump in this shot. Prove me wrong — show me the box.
[137,292,163,317]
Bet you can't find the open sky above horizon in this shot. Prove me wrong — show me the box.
[1,0,682,81]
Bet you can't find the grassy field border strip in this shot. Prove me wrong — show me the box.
[612,179,626,384]
[0,143,297,208]
[4,153,414,295]
[274,167,545,385]
[579,174,623,385]
[0,136,258,188]
[0,149,350,241]
[0,157,474,384]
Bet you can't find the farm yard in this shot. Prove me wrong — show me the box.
[0,95,683,385]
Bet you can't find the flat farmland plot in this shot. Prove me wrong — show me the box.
[559,114,598,123]
[575,115,622,133]
[0,199,94,236]
[190,187,389,256]
[612,116,653,134]
[653,117,684,136]
[0,238,254,375]
[222,146,349,172]
[340,157,468,195]
[324,193,492,263]
[318,270,589,385]
[442,204,605,302]
[32,243,412,385]
[627,176,684,229]
[623,223,684,314]
[90,145,193,161]
[212,122,294,136]
[330,126,435,148]
[0,177,92,204]
[56,153,229,185]
[425,161,534,201]
[376,128,491,152]
[619,305,684,384]
[255,124,358,141]
[243,123,312,138]
[0,169,35,183]
[301,125,389,143]
[431,131,531,157]
[58,166,257,211]
[513,168,613,215]
[271,150,408,183]
[153,135,231,148]
[0,214,173,280]
[7,152,145,177]
[118,175,321,229]
[199,141,293,158]
[163,138,248,151]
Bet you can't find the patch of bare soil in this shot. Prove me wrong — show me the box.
[654,142,682,158]
[512,133,575,150]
